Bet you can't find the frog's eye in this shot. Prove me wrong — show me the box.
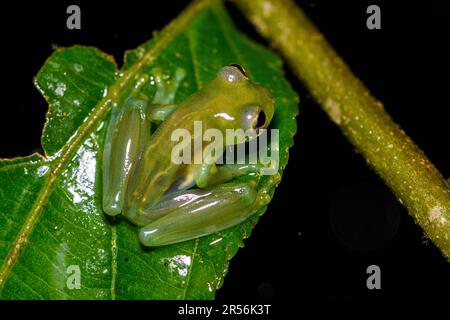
[218,65,248,83]
[242,106,266,130]
[228,64,248,78]
[255,110,266,129]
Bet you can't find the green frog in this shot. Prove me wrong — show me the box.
[102,64,279,246]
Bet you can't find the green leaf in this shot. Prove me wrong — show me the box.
[0,0,298,299]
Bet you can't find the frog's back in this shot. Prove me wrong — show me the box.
[124,103,199,215]
[124,83,227,216]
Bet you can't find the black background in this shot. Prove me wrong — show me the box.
[0,0,448,301]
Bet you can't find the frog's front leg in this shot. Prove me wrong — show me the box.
[146,104,178,122]
[193,141,278,188]
[138,173,281,247]
[194,162,261,188]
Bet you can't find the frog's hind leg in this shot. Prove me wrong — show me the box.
[138,173,281,247]
[102,97,151,216]
[103,67,185,216]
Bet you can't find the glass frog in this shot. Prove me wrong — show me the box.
[102,64,280,246]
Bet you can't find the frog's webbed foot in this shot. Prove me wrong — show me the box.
[138,172,281,247]
[253,172,281,207]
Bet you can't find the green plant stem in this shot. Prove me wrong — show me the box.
[235,0,450,260]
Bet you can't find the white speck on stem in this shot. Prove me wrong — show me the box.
[325,98,341,124]
[428,205,448,226]
[261,1,274,17]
